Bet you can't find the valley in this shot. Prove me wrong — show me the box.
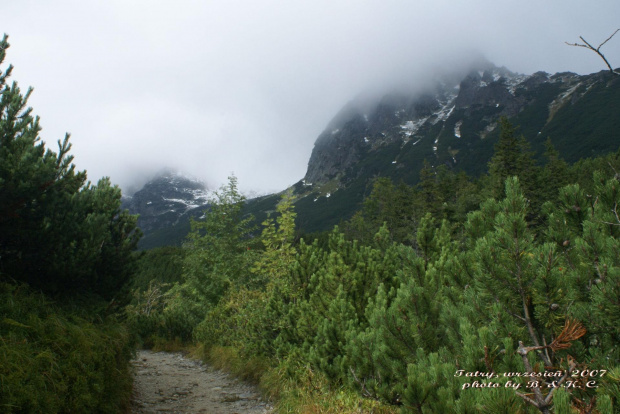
[2,21,619,413]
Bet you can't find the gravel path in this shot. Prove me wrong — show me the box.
[130,350,273,414]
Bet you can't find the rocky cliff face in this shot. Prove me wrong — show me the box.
[302,63,615,188]
[291,63,619,232]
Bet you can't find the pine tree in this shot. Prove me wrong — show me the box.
[462,177,606,413]
[417,159,443,216]
[487,117,537,199]
[166,175,257,336]
[182,175,257,302]
[252,190,297,283]
[0,34,82,280]
[0,34,139,298]
[342,216,460,408]
[545,172,620,411]
[346,177,421,246]
[216,191,300,357]
[540,138,568,202]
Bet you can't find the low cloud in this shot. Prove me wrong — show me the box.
[4,0,619,193]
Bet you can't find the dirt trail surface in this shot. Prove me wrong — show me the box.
[131,350,273,414]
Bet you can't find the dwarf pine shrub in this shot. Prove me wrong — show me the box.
[0,282,134,414]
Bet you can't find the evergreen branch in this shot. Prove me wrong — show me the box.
[503,305,527,323]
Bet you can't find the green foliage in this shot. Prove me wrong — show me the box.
[0,36,137,413]
[252,191,298,282]
[139,124,620,413]
[486,118,537,199]
[130,246,186,290]
[0,35,140,298]
[361,177,421,245]
[123,246,196,346]
[545,172,620,375]
[343,167,482,249]
[0,282,134,413]
[539,138,569,202]
[180,175,258,302]
[153,176,260,342]
[195,192,302,357]
[184,165,618,412]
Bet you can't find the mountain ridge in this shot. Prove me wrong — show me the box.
[124,62,620,248]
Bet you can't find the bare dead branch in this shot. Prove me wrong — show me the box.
[600,28,620,49]
[613,203,620,225]
[349,367,376,399]
[542,336,551,369]
[516,391,541,408]
[572,395,598,414]
[566,29,620,75]
[516,341,552,413]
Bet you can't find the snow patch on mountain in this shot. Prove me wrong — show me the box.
[454,120,463,138]
[400,118,428,138]
[505,74,529,95]
[431,94,456,125]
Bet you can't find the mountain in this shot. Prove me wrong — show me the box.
[121,172,212,248]
[125,62,620,248]
[288,63,620,232]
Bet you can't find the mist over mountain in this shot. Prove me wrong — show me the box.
[124,60,620,248]
[292,66,616,229]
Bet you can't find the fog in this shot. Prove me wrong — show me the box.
[3,0,619,193]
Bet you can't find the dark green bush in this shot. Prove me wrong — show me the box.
[0,282,134,414]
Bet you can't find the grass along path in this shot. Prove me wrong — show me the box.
[130,350,273,414]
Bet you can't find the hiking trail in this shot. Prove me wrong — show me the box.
[131,350,273,414]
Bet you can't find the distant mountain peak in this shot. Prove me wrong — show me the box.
[121,171,212,235]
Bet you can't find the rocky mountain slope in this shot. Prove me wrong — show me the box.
[289,62,620,231]
[124,61,620,247]
[121,172,212,246]
[305,66,616,187]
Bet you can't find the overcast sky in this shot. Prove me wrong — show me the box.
[3,1,620,194]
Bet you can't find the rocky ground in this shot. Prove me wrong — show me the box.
[131,350,273,414]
